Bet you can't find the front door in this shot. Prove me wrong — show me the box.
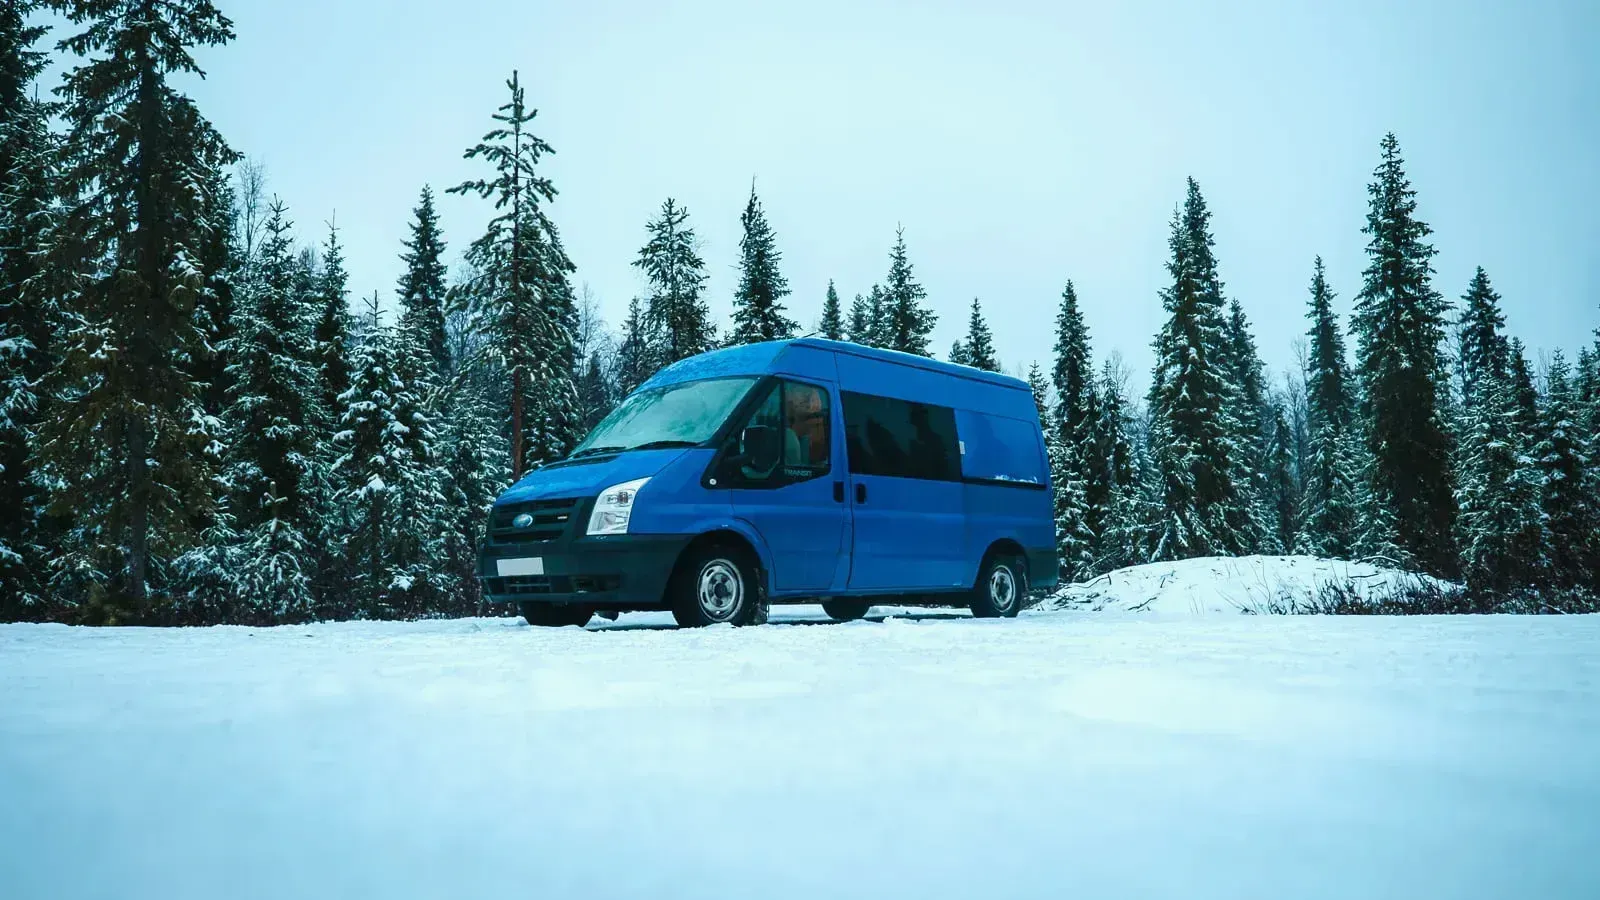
[723,378,849,593]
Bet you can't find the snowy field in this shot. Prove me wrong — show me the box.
[4,608,1600,899]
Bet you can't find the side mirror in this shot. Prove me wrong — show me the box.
[741,424,780,472]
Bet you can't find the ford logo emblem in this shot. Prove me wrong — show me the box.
[512,513,534,529]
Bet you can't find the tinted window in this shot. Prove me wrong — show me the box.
[731,380,832,485]
[841,392,960,481]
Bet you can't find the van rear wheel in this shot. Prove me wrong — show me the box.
[519,603,594,628]
[969,555,1024,619]
[821,599,872,622]
[670,544,768,627]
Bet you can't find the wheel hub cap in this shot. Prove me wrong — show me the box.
[990,566,1016,610]
[698,560,743,619]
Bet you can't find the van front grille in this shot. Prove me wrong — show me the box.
[489,498,582,544]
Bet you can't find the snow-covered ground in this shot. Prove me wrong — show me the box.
[4,609,1599,899]
[1049,554,1453,616]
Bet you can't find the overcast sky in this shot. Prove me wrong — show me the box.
[141,0,1599,381]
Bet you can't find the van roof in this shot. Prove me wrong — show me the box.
[644,338,1031,392]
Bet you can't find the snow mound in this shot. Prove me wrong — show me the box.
[1045,555,1454,617]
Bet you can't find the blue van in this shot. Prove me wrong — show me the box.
[477,338,1057,627]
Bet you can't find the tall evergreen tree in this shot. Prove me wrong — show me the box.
[881,228,935,356]
[634,198,714,366]
[727,185,796,345]
[818,280,844,341]
[1298,256,1360,556]
[1264,404,1298,553]
[1456,266,1509,407]
[1455,372,1544,596]
[34,0,237,613]
[1507,338,1539,438]
[614,295,654,397]
[864,285,888,348]
[0,1,51,614]
[1351,133,1456,575]
[1223,295,1270,549]
[1534,352,1598,590]
[396,185,450,377]
[1090,359,1141,572]
[217,201,319,619]
[1050,279,1111,542]
[310,221,352,430]
[450,71,578,477]
[1147,178,1251,560]
[961,298,998,371]
[846,291,871,345]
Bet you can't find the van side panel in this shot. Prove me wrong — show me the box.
[954,409,1055,588]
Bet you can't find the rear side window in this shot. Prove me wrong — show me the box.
[841,391,960,481]
[957,409,1046,486]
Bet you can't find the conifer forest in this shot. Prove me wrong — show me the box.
[3,1,1598,626]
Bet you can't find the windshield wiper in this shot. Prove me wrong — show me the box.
[567,445,626,459]
[628,440,699,451]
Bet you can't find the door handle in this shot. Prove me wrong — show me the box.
[833,481,845,503]
[855,483,867,504]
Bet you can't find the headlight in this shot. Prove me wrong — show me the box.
[587,477,650,535]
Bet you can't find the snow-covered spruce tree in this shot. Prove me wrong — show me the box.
[727,186,796,345]
[1223,296,1270,551]
[846,291,871,345]
[331,302,444,618]
[1351,133,1456,576]
[1264,404,1298,554]
[1050,279,1118,547]
[310,221,352,432]
[1088,358,1138,570]
[1456,266,1509,409]
[396,185,451,378]
[1296,256,1361,557]
[865,284,889,348]
[215,201,321,621]
[1454,371,1545,597]
[818,280,844,341]
[881,228,936,356]
[635,197,714,368]
[614,296,654,397]
[961,298,998,371]
[436,373,508,616]
[1534,353,1598,591]
[1028,363,1089,581]
[1576,345,1600,441]
[1147,178,1252,560]
[33,0,236,618]
[1506,339,1538,439]
[0,3,53,617]
[450,71,579,477]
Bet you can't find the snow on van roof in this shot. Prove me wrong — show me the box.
[644,338,1030,391]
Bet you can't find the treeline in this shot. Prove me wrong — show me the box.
[3,3,1598,626]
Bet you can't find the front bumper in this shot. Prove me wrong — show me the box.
[478,533,691,610]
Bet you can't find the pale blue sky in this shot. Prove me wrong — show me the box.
[146,0,1600,379]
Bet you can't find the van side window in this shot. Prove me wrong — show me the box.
[729,380,831,486]
[841,392,960,481]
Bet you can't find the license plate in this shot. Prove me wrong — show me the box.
[496,557,545,577]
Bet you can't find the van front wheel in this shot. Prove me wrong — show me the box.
[969,555,1024,619]
[670,544,768,627]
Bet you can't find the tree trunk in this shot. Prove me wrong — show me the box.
[510,369,525,480]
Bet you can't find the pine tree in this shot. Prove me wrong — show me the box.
[436,373,507,616]
[1351,133,1456,575]
[450,71,579,477]
[1456,266,1509,408]
[0,2,52,615]
[310,221,352,431]
[634,198,714,367]
[818,280,844,341]
[1455,372,1544,596]
[1298,256,1360,557]
[948,340,971,366]
[1264,404,1298,553]
[864,285,888,348]
[396,185,450,377]
[1147,178,1251,560]
[1507,338,1538,438]
[1028,363,1089,580]
[1223,296,1269,550]
[615,296,654,397]
[1090,359,1141,572]
[846,292,871,345]
[961,298,998,371]
[1534,352,1598,590]
[1052,281,1096,442]
[881,228,935,356]
[217,201,320,620]
[727,185,796,345]
[34,0,237,614]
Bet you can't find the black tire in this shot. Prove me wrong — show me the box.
[670,543,768,627]
[520,603,594,628]
[969,554,1025,619]
[821,599,872,622]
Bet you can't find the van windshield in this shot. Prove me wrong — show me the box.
[570,377,759,457]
